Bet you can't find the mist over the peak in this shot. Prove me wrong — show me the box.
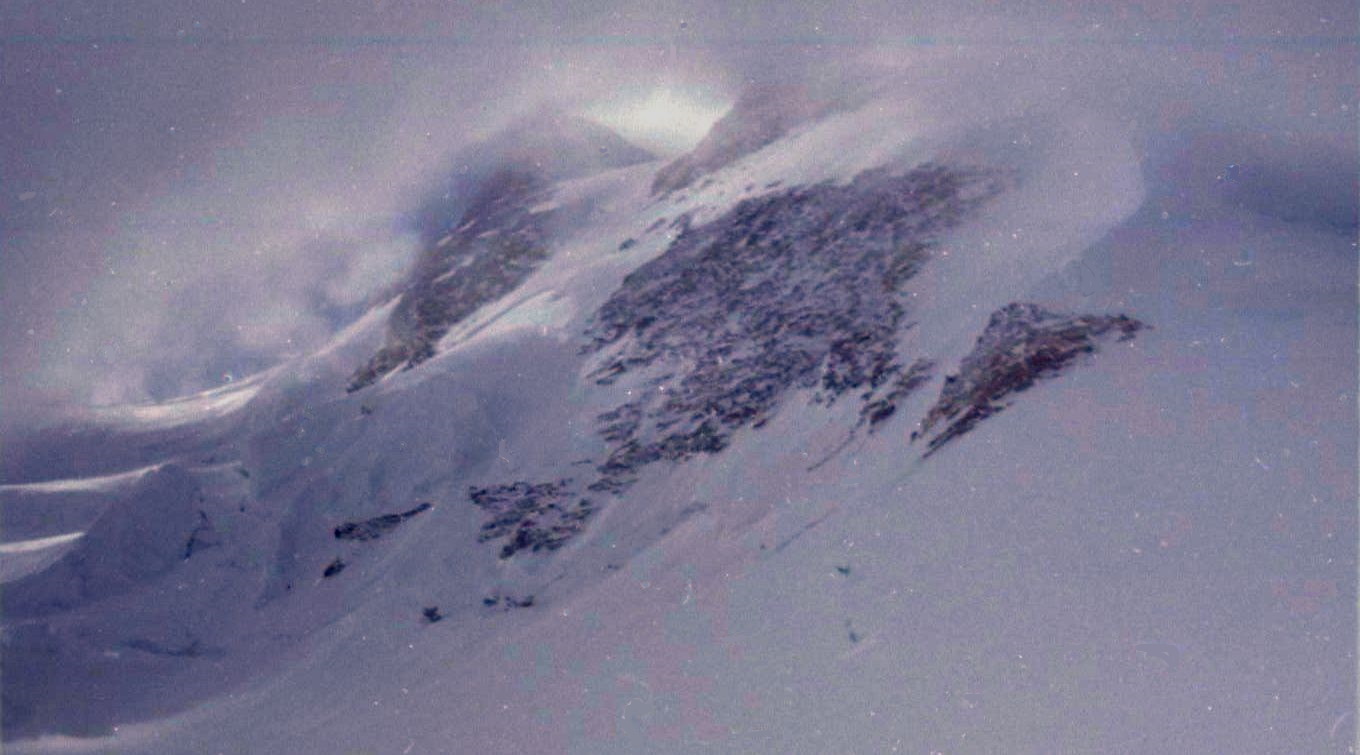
[405,109,657,248]
[1,0,1353,415]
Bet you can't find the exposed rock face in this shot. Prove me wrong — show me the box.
[468,480,590,559]
[860,358,935,430]
[348,113,654,393]
[481,593,535,609]
[346,169,554,392]
[915,303,1145,455]
[584,165,999,492]
[651,84,840,196]
[333,502,433,542]
[470,163,1003,558]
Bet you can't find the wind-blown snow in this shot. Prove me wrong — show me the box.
[84,375,265,431]
[0,464,164,495]
[0,533,85,556]
[0,533,85,584]
[3,63,1354,754]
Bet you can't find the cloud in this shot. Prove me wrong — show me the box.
[0,0,1353,412]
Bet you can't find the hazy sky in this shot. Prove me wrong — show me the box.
[1,0,1354,411]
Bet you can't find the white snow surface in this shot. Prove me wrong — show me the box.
[0,465,165,496]
[3,86,1354,754]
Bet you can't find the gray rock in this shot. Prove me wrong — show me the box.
[468,480,591,559]
[474,164,1005,558]
[349,113,653,393]
[916,302,1145,455]
[322,558,346,578]
[584,165,1000,493]
[333,502,433,542]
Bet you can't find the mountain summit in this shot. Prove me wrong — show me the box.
[650,83,843,196]
[349,112,654,392]
[412,109,654,243]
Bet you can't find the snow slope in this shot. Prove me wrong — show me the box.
[3,79,1354,754]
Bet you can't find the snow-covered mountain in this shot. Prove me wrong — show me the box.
[2,77,1355,754]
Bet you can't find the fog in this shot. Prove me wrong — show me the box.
[1,0,1353,413]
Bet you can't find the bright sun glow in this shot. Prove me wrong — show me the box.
[585,88,728,155]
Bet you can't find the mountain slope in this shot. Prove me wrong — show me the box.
[349,112,655,392]
[2,83,1354,754]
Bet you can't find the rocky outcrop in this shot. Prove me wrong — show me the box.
[860,358,935,430]
[468,480,592,559]
[915,303,1145,455]
[333,502,432,542]
[349,113,654,393]
[481,593,535,609]
[181,510,219,560]
[347,169,554,392]
[584,164,1000,492]
[469,163,1003,559]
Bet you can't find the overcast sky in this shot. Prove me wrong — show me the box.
[1,0,1354,412]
